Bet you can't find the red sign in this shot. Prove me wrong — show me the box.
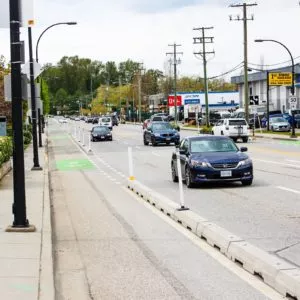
[168,95,182,106]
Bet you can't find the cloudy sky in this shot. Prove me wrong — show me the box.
[0,0,299,80]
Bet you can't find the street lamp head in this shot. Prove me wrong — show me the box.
[254,39,264,42]
[67,22,77,25]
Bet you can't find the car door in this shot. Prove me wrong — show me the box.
[214,120,222,135]
[180,139,189,178]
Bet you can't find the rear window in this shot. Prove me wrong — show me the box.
[229,120,247,126]
[152,116,163,121]
[101,117,111,122]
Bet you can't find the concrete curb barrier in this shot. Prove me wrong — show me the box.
[127,179,300,299]
[0,159,12,181]
[39,134,55,300]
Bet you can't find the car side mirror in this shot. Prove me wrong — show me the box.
[179,149,186,155]
[240,147,248,152]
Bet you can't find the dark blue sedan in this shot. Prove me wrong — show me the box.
[144,122,180,146]
[171,136,253,188]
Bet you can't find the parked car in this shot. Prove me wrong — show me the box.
[212,118,249,143]
[143,121,180,146]
[171,136,253,188]
[98,116,113,130]
[85,117,94,123]
[92,117,99,124]
[90,126,113,142]
[75,117,80,121]
[269,117,291,132]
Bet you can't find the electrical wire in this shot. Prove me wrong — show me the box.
[207,62,244,80]
[248,56,300,68]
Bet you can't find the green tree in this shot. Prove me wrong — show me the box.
[40,79,50,114]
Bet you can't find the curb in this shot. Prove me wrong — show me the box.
[38,133,55,300]
[127,179,300,299]
[0,159,12,181]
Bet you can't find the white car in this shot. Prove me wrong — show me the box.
[98,116,113,130]
[58,118,68,123]
[212,118,249,143]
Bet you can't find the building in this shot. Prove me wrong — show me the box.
[231,64,300,112]
[168,91,239,120]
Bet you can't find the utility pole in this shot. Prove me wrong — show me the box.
[137,63,144,123]
[229,2,257,123]
[193,27,214,127]
[166,44,183,124]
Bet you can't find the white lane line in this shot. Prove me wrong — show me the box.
[285,159,300,163]
[253,158,300,168]
[277,186,300,195]
[151,151,161,157]
[135,146,141,149]
[122,187,284,300]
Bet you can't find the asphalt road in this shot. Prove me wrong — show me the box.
[48,118,286,299]
[70,120,300,268]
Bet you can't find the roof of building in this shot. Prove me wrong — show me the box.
[231,63,300,84]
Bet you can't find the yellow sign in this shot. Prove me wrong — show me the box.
[269,72,292,86]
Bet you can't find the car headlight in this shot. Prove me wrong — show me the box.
[238,158,252,167]
[154,133,160,137]
[107,132,112,136]
[191,159,210,168]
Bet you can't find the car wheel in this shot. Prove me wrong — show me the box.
[143,136,149,145]
[242,137,248,143]
[151,137,157,147]
[171,162,178,182]
[221,131,224,135]
[232,137,237,142]
[211,131,214,135]
[241,179,253,186]
[185,167,194,188]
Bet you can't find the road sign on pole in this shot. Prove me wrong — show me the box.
[289,96,297,110]
[269,73,293,86]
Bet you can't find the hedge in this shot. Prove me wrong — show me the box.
[0,137,13,167]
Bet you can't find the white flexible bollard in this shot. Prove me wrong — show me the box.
[176,148,188,211]
[82,128,85,146]
[88,133,92,152]
[128,147,135,181]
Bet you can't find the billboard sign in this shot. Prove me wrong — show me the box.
[269,72,293,86]
[183,93,201,105]
[168,95,182,106]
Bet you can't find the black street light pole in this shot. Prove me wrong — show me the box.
[35,21,77,145]
[35,22,77,63]
[255,39,297,138]
[7,0,35,231]
[28,26,42,171]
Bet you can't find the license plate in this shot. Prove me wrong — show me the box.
[166,138,171,141]
[101,136,105,139]
[220,170,232,177]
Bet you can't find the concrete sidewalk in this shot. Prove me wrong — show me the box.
[0,138,54,300]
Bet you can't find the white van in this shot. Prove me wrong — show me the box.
[212,118,249,142]
[98,116,113,130]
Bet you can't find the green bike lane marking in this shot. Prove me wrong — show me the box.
[280,140,300,145]
[56,159,95,171]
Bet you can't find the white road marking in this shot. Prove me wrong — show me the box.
[123,187,284,300]
[285,159,300,163]
[253,158,300,168]
[277,186,300,195]
[135,146,141,149]
[151,151,161,157]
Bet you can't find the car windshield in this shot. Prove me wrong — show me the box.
[270,117,285,123]
[190,139,238,153]
[101,117,111,122]
[152,123,172,131]
[152,117,163,121]
[93,127,109,133]
[229,119,247,126]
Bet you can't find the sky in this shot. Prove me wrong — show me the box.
[0,0,300,81]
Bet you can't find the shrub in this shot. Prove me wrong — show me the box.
[0,137,13,167]
[23,130,32,145]
[200,126,213,134]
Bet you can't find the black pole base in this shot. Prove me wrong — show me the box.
[177,206,190,211]
[31,166,43,171]
[6,224,36,232]
[290,134,297,139]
